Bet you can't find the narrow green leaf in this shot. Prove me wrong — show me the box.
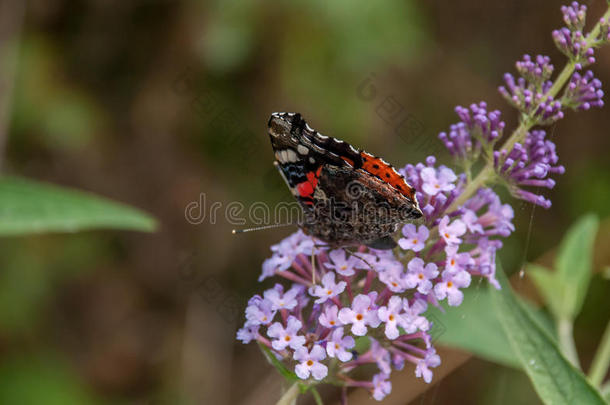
[258,343,299,383]
[602,383,610,401]
[0,354,98,405]
[426,286,520,368]
[491,263,605,405]
[427,283,556,368]
[528,263,569,320]
[0,176,157,235]
[555,214,599,318]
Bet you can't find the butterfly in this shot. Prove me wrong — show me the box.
[268,112,422,249]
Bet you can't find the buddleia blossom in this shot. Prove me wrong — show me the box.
[238,2,609,403]
[400,157,465,221]
[493,130,564,208]
[237,237,440,401]
[499,55,564,124]
[563,70,604,110]
[553,2,596,69]
[438,102,505,163]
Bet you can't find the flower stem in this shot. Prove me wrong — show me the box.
[275,382,300,405]
[588,319,610,387]
[446,164,494,213]
[558,318,581,368]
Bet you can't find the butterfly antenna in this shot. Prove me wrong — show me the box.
[231,222,296,234]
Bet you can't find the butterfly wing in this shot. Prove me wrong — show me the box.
[268,112,353,208]
[268,112,422,248]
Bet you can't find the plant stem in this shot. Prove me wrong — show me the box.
[311,387,324,405]
[601,381,610,399]
[558,318,581,368]
[446,164,493,213]
[588,319,610,387]
[275,382,300,405]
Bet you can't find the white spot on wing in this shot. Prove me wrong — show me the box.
[286,149,298,162]
[297,145,309,155]
[309,157,315,164]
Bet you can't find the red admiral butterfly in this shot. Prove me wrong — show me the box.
[268,112,422,249]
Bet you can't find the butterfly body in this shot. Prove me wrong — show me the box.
[268,112,421,249]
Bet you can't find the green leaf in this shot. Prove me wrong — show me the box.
[258,343,299,383]
[528,263,569,321]
[426,286,521,368]
[491,263,605,405]
[0,176,157,235]
[427,283,556,369]
[602,383,610,401]
[354,336,371,354]
[0,354,98,405]
[555,214,599,319]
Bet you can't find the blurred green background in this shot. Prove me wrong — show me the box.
[0,0,608,404]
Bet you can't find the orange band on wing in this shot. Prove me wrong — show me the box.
[360,152,416,200]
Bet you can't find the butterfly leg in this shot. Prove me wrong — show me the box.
[343,247,376,272]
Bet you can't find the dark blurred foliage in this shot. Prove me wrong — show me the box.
[0,0,608,404]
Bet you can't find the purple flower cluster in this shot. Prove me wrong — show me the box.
[564,70,604,110]
[239,230,440,401]
[499,55,564,125]
[238,161,514,401]
[553,2,598,69]
[493,130,565,208]
[438,102,505,162]
[469,2,607,208]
